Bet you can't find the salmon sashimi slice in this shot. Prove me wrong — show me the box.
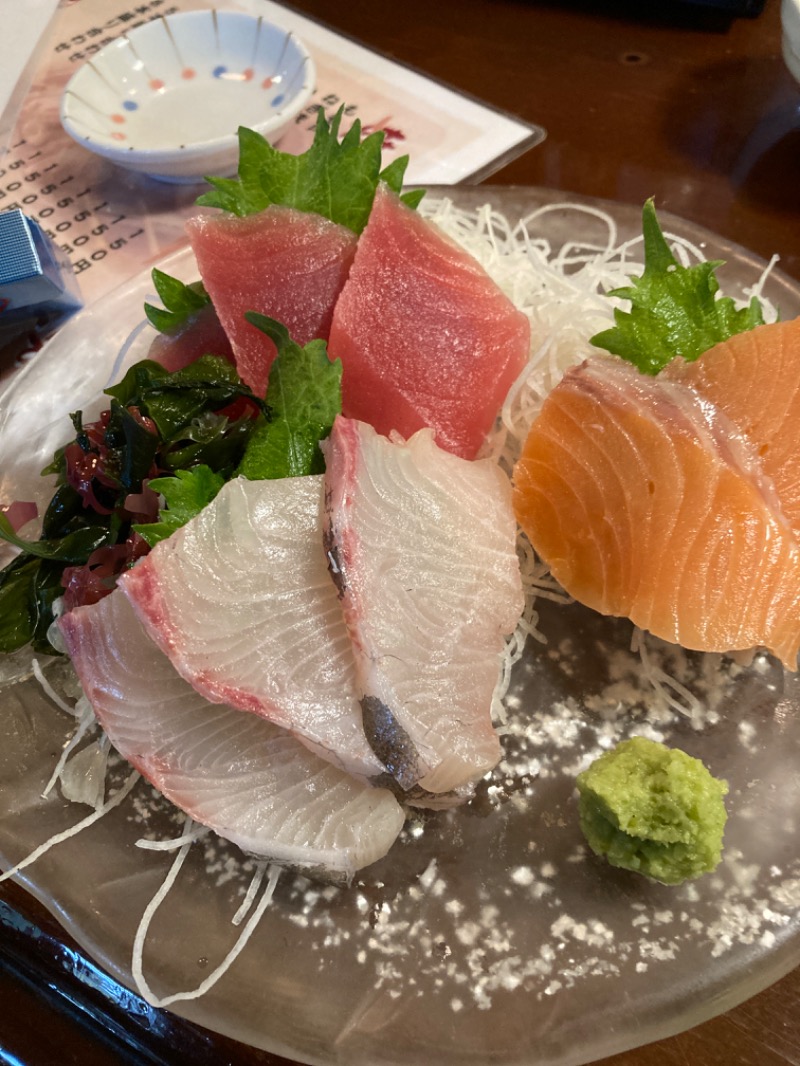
[512,357,800,668]
[59,590,405,877]
[323,416,525,795]
[664,317,800,538]
[120,475,384,781]
[327,184,530,460]
[186,206,357,396]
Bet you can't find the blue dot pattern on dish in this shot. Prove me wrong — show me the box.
[123,100,138,111]
[213,65,228,78]
[271,94,285,107]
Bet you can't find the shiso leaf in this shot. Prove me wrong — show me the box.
[134,466,225,548]
[144,269,211,335]
[378,155,425,210]
[591,199,766,375]
[197,105,422,233]
[237,313,342,480]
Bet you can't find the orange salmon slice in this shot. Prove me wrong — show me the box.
[664,317,800,539]
[513,356,800,669]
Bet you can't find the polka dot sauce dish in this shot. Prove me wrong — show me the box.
[59,9,315,184]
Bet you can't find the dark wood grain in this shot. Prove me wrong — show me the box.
[3,1,800,1064]
[291,0,800,281]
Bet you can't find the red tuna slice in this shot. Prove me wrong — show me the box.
[120,475,384,782]
[663,317,800,538]
[323,416,524,796]
[147,301,234,373]
[327,184,530,460]
[59,589,404,877]
[186,207,358,396]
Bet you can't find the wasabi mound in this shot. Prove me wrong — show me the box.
[577,736,728,885]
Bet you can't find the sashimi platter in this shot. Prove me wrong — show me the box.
[2,110,800,1066]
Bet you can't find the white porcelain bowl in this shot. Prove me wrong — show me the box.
[59,9,315,184]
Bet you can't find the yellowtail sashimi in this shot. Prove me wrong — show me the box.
[121,475,384,781]
[60,590,404,877]
[323,416,525,795]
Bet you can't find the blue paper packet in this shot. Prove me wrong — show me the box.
[0,209,82,335]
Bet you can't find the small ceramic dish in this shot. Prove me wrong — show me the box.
[59,9,315,184]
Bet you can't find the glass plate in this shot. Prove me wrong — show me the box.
[2,187,800,1066]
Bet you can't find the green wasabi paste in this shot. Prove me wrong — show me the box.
[576,736,728,885]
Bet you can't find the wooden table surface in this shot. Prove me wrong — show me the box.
[3,0,800,1063]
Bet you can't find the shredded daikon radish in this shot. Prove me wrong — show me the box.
[0,645,40,689]
[745,253,780,305]
[58,734,111,809]
[136,825,209,851]
[0,769,139,884]
[41,696,98,800]
[43,596,68,654]
[631,629,705,722]
[131,826,281,1008]
[31,657,75,716]
[232,860,269,926]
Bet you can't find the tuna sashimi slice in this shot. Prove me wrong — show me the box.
[512,357,800,669]
[327,184,530,460]
[120,475,384,781]
[664,317,800,538]
[59,590,404,877]
[323,416,525,795]
[186,206,357,396]
[147,302,234,373]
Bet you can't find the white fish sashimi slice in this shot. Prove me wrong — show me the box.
[323,417,525,795]
[59,590,405,878]
[120,475,384,781]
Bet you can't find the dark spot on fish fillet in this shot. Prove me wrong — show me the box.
[370,771,458,808]
[361,695,420,792]
[322,522,347,597]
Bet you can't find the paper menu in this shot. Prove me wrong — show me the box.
[0,0,541,307]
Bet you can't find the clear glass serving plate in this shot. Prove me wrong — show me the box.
[1,187,800,1066]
